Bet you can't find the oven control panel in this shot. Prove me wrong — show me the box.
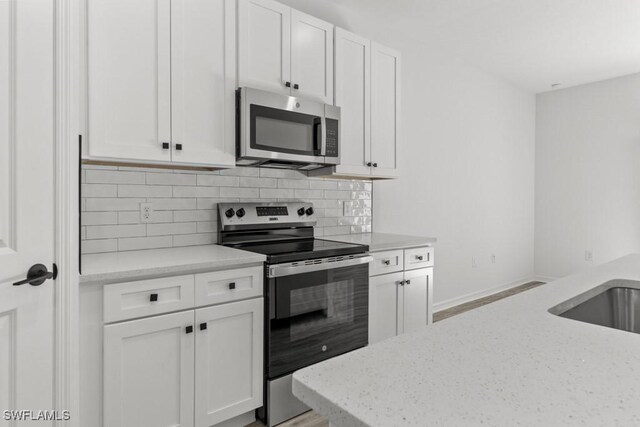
[219,202,316,230]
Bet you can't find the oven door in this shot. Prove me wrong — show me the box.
[239,87,327,165]
[267,256,371,379]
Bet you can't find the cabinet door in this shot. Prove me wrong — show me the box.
[401,267,433,334]
[369,272,403,344]
[195,298,263,427]
[334,28,371,176]
[370,42,401,178]
[87,0,171,162]
[104,311,195,427]
[290,10,333,103]
[171,0,236,167]
[238,0,291,95]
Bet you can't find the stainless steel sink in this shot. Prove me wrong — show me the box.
[549,280,640,334]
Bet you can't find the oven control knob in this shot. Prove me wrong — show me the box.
[236,208,245,218]
[297,207,306,216]
[305,207,314,216]
[225,208,235,218]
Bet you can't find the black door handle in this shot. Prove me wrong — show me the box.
[293,83,299,90]
[13,263,58,286]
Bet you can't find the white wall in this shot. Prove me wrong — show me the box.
[280,0,537,308]
[535,73,640,279]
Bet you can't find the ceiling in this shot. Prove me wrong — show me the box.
[319,0,640,93]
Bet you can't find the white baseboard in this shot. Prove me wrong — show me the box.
[534,275,558,283]
[433,275,538,312]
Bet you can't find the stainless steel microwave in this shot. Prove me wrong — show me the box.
[236,87,340,170]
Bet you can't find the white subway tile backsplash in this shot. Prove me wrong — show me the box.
[81,165,372,253]
[147,222,196,236]
[86,224,146,239]
[86,170,145,185]
[118,236,173,251]
[82,211,118,226]
[118,185,172,198]
[82,184,117,197]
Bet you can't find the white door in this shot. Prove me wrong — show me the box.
[0,0,56,419]
[370,42,401,178]
[368,272,403,344]
[290,10,333,103]
[334,28,371,176]
[195,298,263,427]
[171,0,236,167]
[401,268,432,333]
[103,311,195,427]
[87,0,172,162]
[238,0,291,95]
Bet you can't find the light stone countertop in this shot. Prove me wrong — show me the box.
[80,244,265,284]
[326,232,437,252]
[293,254,640,426]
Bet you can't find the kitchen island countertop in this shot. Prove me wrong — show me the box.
[293,254,640,426]
[326,232,437,252]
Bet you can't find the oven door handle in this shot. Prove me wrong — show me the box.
[319,116,327,156]
[268,255,372,278]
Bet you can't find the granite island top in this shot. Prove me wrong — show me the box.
[80,244,265,284]
[293,254,640,426]
[327,232,437,252]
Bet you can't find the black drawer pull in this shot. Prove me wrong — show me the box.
[149,293,158,302]
[228,282,236,290]
[162,142,170,149]
[200,323,207,331]
[383,260,391,265]
[293,83,299,90]
[175,143,182,151]
[405,279,411,285]
[417,255,424,261]
[185,325,193,334]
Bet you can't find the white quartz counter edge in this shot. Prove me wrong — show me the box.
[293,254,640,426]
[326,232,437,252]
[80,244,265,284]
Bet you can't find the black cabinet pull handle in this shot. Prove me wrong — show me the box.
[383,260,390,265]
[13,263,57,286]
[398,280,404,286]
[200,323,207,331]
[417,255,424,261]
[405,279,411,285]
[186,325,193,334]
[149,293,158,302]
[293,83,299,90]
[162,142,170,149]
[175,143,182,151]
[285,81,291,87]
[228,282,236,290]
[373,163,378,167]
[366,162,372,167]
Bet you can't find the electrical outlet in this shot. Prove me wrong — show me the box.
[472,257,477,268]
[585,250,593,262]
[140,203,153,223]
[491,254,496,264]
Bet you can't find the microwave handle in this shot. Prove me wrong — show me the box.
[319,117,327,156]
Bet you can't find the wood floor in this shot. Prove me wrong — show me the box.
[247,280,546,427]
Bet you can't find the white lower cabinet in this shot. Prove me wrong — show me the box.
[368,248,434,345]
[103,272,263,427]
[195,299,263,427]
[104,311,195,427]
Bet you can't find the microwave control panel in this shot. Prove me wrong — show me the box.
[325,118,339,157]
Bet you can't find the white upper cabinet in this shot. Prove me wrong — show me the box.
[87,0,171,162]
[238,0,334,103]
[371,42,401,177]
[170,0,236,166]
[238,0,291,96]
[333,28,371,176]
[85,0,236,167]
[290,10,334,103]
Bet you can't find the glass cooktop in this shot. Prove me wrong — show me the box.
[229,238,368,264]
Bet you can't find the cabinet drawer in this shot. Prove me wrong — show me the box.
[195,266,263,306]
[103,275,195,323]
[370,250,404,276]
[404,246,434,270]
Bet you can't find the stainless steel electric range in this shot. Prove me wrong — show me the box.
[218,202,371,426]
